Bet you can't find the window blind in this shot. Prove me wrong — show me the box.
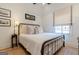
[54,6,71,25]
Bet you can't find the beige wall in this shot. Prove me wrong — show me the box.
[0,3,42,49]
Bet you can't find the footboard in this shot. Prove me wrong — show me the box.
[41,35,65,55]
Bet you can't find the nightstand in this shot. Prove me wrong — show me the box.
[11,34,18,48]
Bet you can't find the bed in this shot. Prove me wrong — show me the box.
[18,23,65,55]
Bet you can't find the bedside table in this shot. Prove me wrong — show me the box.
[11,34,18,48]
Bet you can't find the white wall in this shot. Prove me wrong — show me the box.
[0,3,42,49]
[42,5,54,32]
[67,4,79,48]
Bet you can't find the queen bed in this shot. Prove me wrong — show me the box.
[18,23,65,55]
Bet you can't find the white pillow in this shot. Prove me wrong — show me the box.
[27,25,34,34]
[34,26,43,34]
[20,25,43,34]
[20,25,28,34]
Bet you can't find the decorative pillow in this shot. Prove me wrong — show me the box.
[34,26,43,34]
[34,26,39,34]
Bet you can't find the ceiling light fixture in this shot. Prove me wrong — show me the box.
[33,3,36,5]
[47,3,51,5]
[33,3,51,5]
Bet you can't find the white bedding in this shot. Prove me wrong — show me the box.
[19,33,63,55]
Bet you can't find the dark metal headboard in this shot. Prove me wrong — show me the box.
[18,23,40,35]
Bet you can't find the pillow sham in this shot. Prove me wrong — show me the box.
[27,25,34,34]
[20,25,28,34]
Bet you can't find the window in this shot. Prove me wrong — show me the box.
[62,26,70,34]
[54,26,62,33]
[54,25,70,34]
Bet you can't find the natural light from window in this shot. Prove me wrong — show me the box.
[54,25,70,34]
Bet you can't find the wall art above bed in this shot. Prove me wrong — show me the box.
[25,13,35,21]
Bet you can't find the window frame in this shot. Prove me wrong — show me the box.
[54,24,71,34]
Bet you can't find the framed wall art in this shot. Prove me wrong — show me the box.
[30,15,35,20]
[0,8,11,18]
[25,13,35,21]
[0,18,11,27]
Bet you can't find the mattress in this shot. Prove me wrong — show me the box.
[19,33,63,55]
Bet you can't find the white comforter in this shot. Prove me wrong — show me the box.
[19,33,62,55]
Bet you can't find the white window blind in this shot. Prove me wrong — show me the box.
[54,6,71,25]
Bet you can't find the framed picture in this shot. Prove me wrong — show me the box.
[25,14,30,19]
[0,18,11,27]
[30,15,35,20]
[0,8,11,18]
[25,13,35,21]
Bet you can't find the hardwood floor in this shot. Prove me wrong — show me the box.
[0,47,26,55]
[0,45,78,55]
[57,46,78,55]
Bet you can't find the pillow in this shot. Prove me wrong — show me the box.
[34,26,39,34]
[20,25,43,34]
[34,26,43,34]
[20,25,35,34]
[27,25,34,34]
[20,25,28,34]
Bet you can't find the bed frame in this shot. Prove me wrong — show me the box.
[18,23,65,55]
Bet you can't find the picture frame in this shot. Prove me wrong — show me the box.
[30,15,35,20]
[25,13,35,21]
[0,18,11,27]
[25,14,30,19]
[0,8,11,18]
